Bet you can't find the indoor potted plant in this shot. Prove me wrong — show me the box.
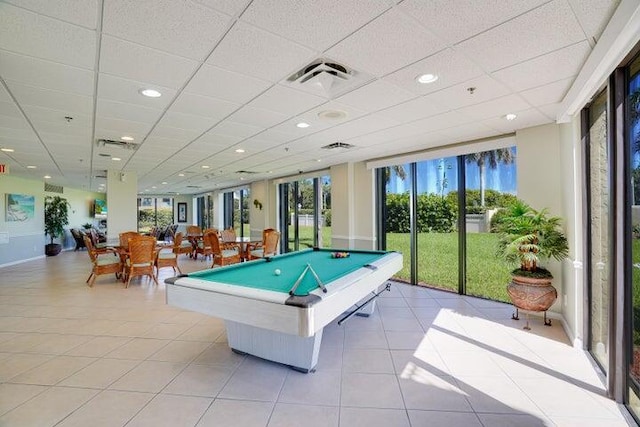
[44,195,70,256]
[495,199,569,327]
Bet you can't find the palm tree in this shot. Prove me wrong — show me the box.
[465,148,515,206]
[383,165,407,185]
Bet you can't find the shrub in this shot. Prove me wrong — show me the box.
[385,193,456,233]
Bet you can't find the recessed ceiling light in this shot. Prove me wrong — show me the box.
[178,173,185,177]
[201,165,210,169]
[43,175,51,179]
[318,110,347,121]
[296,122,310,128]
[505,113,517,121]
[416,73,438,84]
[120,136,134,141]
[317,159,322,162]
[27,165,37,169]
[151,186,157,189]
[111,157,121,161]
[139,88,162,98]
[1,148,14,152]
[161,181,167,185]
[235,148,245,153]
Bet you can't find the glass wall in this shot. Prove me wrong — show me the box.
[628,54,640,419]
[465,148,517,302]
[137,197,174,233]
[378,147,517,300]
[279,175,331,253]
[586,89,611,373]
[415,157,459,292]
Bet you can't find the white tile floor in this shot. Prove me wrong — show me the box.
[0,251,635,426]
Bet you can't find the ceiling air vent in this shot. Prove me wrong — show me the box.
[186,185,202,189]
[322,142,354,150]
[236,170,259,174]
[285,58,371,98]
[96,139,139,150]
[44,183,63,193]
[94,170,107,179]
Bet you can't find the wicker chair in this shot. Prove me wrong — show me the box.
[83,235,122,287]
[119,231,139,248]
[172,232,193,257]
[88,228,108,249]
[124,236,158,288]
[206,231,240,267]
[70,228,86,251]
[156,244,181,275]
[220,228,236,243]
[246,229,280,261]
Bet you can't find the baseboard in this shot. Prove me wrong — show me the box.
[0,255,46,269]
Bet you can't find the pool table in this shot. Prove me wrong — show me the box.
[165,248,402,372]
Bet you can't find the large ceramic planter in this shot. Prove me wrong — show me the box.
[507,275,557,312]
[45,243,62,256]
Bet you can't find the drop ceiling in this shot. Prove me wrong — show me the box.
[0,0,622,194]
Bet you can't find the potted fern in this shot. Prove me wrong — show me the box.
[44,195,70,256]
[495,200,569,327]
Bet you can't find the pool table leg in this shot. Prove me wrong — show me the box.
[225,320,322,373]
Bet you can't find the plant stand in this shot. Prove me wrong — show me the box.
[511,308,552,330]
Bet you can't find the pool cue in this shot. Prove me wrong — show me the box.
[307,263,327,293]
[289,264,309,296]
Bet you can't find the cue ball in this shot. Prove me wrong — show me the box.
[274,269,281,276]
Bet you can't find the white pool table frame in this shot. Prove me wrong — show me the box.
[165,251,402,371]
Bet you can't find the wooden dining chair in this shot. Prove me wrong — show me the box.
[206,231,241,267]
[246,229,280,260]
[83,235,122,287]
[124,235,158,288]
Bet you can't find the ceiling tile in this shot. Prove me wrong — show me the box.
[536,103,563,121]
[185,64,272,104]
[208,21,315,83]
[95,116,154,135]
[103,0,231,61]
[455,94,531,121]
[3,0,99,28]
[399,0,547,45]
[307,113,401,146]
[170,92,239,120]
[147,125,202,144]
[210,120,263,139]
[409,110,474,133]
[97,74,177,110]
[96,99,164,124]
[492,41,589,92]
[0,115,30,130]
[427,75,511,111]
[520,77,575,106]
[326,8,446,77]
[382,48,485,96]
[100,36,199,90]
[0,101,22,119]
[193,0,252,17]
[0,51,94,96]
[240,0,392,51]
[227,106,289,128]
[568,0,620,42]
[0,3,96,69]
[483,107,551,132]
[335,79,416,112]
[379,94,448,123]
[456,0,585,72]
[249,85,325,116]
[158,111,218,134]
[8,82,93,115]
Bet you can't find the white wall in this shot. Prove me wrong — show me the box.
[516,124,564,314]
[0,175,104,266]
[330,162,376,250]
[106,170,137,241]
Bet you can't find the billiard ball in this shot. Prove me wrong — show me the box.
[274,269,281,276]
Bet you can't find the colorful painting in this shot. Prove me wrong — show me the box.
[6,194,35,222]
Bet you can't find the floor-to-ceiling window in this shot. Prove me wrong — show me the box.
[465,148,517,302]
[278,175,331,252]
[222,188,249,236]
[627,53,640,420]
[378,146,517,301]
[585,88,611,374]
[137,197,173,233]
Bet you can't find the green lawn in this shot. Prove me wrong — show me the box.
[288,226,512,303]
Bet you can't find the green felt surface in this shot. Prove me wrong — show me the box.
[187,248,388,295]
